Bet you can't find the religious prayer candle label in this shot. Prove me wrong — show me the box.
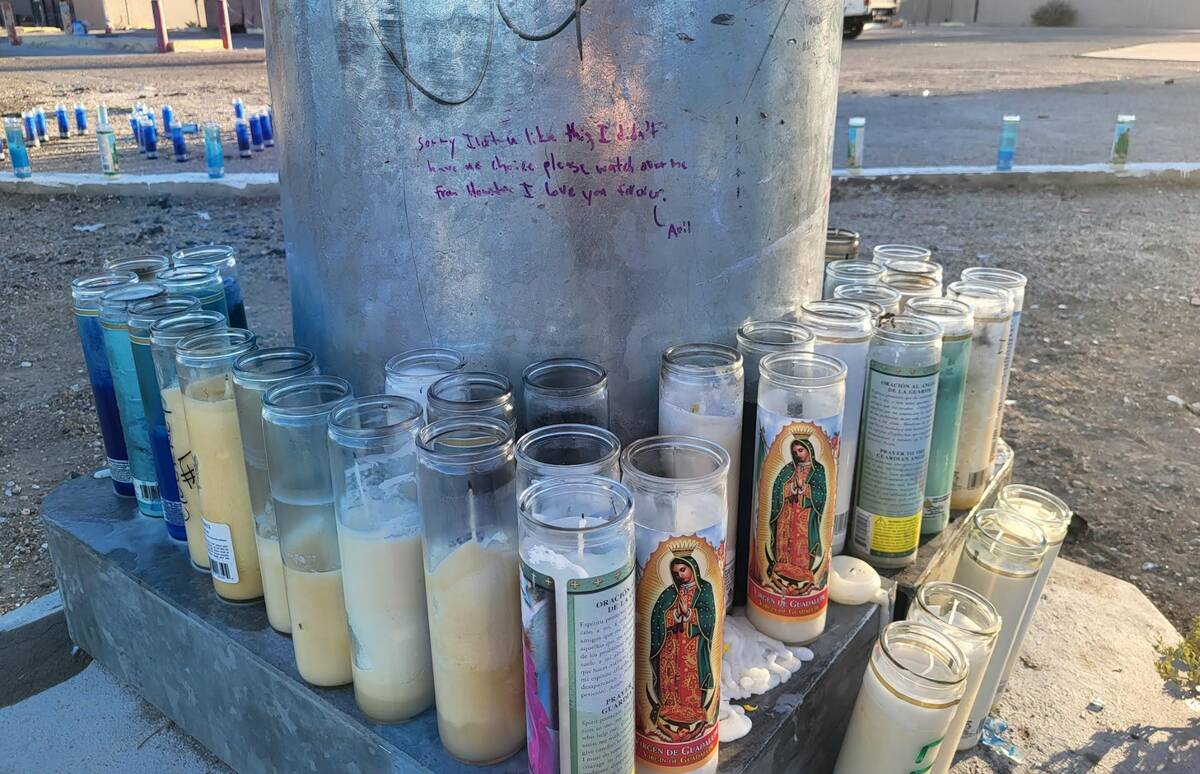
[748,410,840,624]
[635,531,724,770]
[202,519,240,583]
[924,332,972,532]
[852,360,939,562]
[521,557,636,774]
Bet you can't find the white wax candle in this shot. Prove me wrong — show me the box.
[810,337,868,555]
[255,530,291,633]
[829,555,882,606]
[284,565,353,686]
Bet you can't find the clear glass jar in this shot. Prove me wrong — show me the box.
[906,582,1001,774]
[622,435,728,774]
[102,254,169,281]
[150,310,228,569]
[992,484,1071,698]
[884,258,944,285]
[384,346,465,416]
[800,300,873,555]
[521,357,609,432]
[262,375,354,687]
[832,621,968,774]
[173,245,247,328]
[823,260,884,299]
[416,416,523,764]
[658,343,744,611]
[907,298,974,536]
[101,281,169,517]
[872,244,932,268]
[515,423,621,494]
[71,270,139,498]
[825,227,861,262]
[159,265,229,320]
[960,267,1028,459]
[175,328,261,600]
[852,315,943,570]
[518,476,636,774]
[952,508,1048,749]
[232,347,319,633]
[833,283,902,317]
[128,295,201,541]
[883,274,942,312]
[749,352,846,644]
[945,283,1014,510]
[427,370,516,433]
[329,395,432,722]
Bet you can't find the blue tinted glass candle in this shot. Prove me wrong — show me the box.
[101,282,170,516]
[248,114,264,151]
[130,113,142,150]
[996,115,1019,171]
[34,107,48,141]
[847,117,865,170]
[172,245,247,328]
[1111,114,1134,166]
[203,122,224,178]
[234,119,252,158]
[160,265,229,320]
[103,255,168,281]
[129,296,202,540]
[161,104,174,132]
[258,110,274,147]
[55,104,70,139]
[74,103,88,135]
[233,98,245,119]
[170,123,188,162]
[140,117,158,159]
[4,117,31,178]
[23,112,39,148]
[72,271,139,497]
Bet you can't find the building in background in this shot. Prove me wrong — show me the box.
[68,0,207,30]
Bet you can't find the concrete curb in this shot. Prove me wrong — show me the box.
[833,161,1200,188]
[0,591,90,708]
[14,32,160,54]
[0,172,279,198]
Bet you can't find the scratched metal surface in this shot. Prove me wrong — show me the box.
[264,0,843,440]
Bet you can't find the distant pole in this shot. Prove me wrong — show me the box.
[151,0,171,53]
[215,0,232,50]
[1,1,20,46]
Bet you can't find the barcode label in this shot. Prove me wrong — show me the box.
[134,478,160,503]
[202,519,240,584]
[834,509,849,538]
[966,469,987,490]
[107,457,132,484]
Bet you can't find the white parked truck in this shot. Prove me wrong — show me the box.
[843,0,872,39]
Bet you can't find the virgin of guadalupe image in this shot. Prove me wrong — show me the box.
[646,553,718,742]
[763,435,828,595]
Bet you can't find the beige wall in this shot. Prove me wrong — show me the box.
[78,0,207,30]
[903,0,1200,27]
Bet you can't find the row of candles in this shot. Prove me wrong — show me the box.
[2,98,270,179]
[68,234,1045,772]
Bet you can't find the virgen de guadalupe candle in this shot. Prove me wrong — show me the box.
[747,351,846,645]
[622,436,729,774]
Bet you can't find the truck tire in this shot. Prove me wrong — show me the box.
[844,18,865,39]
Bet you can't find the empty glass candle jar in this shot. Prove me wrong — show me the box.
[825,227,861,262]
[960,267,1027,459]
[417,416,524,764]
[329,394,433,722]
[515,423,621,494]
[518,476,636,774]
[883,259,944,286]
[384,346,465,416]
[872,244,932,268]
[427,371,516,433]
[823,260,884,299]
[521,357,609,432]
[832,621,969,774]
[102,254,169,281]
[622,435,729,774]
[160,265,229,320]
[883,275,942,312]
[101,282,169,517]
[176,328,261,600]
[833,283,903,317]
[659,343,744,611]
[71,271,139,498]
[749,351,846,644]
[173,245,247,328]
[151,310,228,570]
[232,347,319,633]
[262,375,354,687]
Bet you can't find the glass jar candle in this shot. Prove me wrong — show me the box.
[905,582,1001,774]
[872,244,932,268]
[622,435,729,774]
[993,485,1071,699]
[852,316,943,569]
[384,346,466,416]
[749,352,846,643]
[825,227,861,262]
[128,296,201,540]
[884,259,944,286]
[175,328,261,600]
[329,395,433,722]
[150,310,228,570]
[823,260,884,299]
[952,508,1048,749]
[232,348,319,634]
[832,622,969,774]
[883,275,942,312]
[173,245,248,328]
[945,282,1013,510]
[518,476,636,774]
[800,300,872,555]
[160,265,229,320]
[416,416,524,764]
[102,255,169,281]
[960,267,1028,458]
[906,297,974,536]
[101,282,169,517]
[427,370,516,433]
[521,357,609,432]
[833,283,902,317]
[262,375,354,687]
[515,423,621,494]
[71,271,139,498]
[659,343,744,611]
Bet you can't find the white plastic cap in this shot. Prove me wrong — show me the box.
[1003,115,1021,122]
[849,117,866,127]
